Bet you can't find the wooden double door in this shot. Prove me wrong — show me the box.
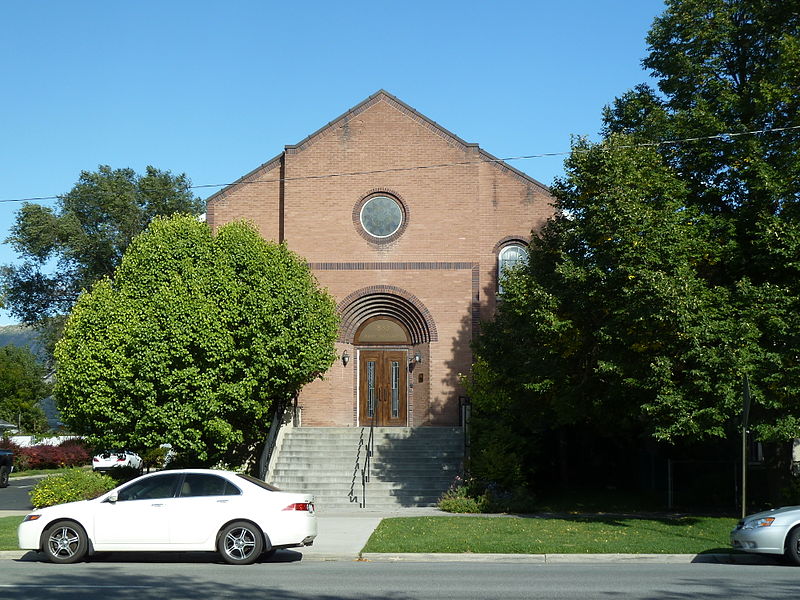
[359,349,407,426]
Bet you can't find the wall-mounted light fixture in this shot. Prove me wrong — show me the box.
[413,351,422,364]
[342,350,350,367]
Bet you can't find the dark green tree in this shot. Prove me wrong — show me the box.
[601,0,800,441]
[604,0,800,217]
[0,345,50,433]
[469,0,800,487]
[54,215,339,468]
[1,165,204,358]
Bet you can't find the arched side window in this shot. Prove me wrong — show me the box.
[498,243,528,294]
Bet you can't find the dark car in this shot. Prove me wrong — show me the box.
[0,449,12,488]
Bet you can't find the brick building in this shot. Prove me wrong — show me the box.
[207,90,554,430]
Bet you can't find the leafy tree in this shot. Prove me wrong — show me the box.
[0,345,50,433]
[600,0,800,442]
[604,0,800,218]
[470,0,800,487]
[1,165,204,358]
[54,215,339,468]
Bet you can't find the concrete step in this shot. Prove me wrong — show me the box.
[286,489,446,501]
[268,425,463,509]
[271,464,461,476]
[279,447,464,462]
[272,473,455,492]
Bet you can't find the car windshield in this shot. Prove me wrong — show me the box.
[236,474,280,492]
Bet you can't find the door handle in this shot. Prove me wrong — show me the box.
[151,503,165,507]
[216,499,229,503]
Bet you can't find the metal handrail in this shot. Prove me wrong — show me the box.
[348,427,365,505]
[360,389,377,508]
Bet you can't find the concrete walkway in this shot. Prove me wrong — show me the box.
[302,506,442,560]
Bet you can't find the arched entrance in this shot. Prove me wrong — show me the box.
[354,317,409,426]
[338,286,437,427]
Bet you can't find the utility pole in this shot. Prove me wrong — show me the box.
[741,375,752,519]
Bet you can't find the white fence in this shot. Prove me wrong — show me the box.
[8,435,79,448]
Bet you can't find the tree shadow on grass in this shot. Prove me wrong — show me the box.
[513,512,707,527]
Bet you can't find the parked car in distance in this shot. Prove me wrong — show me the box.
[0,449,13,488]
[18,468,316,565]
[731,505,800,565]
[92,451,143,473]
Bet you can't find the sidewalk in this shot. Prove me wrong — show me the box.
[301,506,441,560]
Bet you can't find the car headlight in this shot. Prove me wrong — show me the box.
[744,517,775,529]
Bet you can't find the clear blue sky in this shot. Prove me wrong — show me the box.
[0,0,665,325]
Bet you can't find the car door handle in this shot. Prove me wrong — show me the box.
[216,499,229,503]
[151,503,165,507]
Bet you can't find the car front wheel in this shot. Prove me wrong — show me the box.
[786,527,800,566]
[0,465,9,488]
[218,521,264,565]
[43,520,89,564]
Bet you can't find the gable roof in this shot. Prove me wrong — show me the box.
[207,90,549,205]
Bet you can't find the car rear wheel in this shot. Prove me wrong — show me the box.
[218,521,264,565]
[0,465,9,488]
[786,527,800,566]
[43,520,88,564]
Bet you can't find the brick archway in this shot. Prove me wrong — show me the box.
[337,286,438,344]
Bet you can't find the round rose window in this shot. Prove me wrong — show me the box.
[359,196,403,238]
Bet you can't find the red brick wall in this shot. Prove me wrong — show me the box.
[207,93,555,427]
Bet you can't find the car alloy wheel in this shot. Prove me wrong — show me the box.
[787,528,800,566]
[218,521,264,565]
[43,520,88,564]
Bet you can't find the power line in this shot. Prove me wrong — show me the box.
[1,124,798,205]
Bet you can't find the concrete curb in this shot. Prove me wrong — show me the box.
[360,552,777,564]
[0,549,778,564]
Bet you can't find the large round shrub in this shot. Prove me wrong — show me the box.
[55,216,339,468]
[30,469,116,508]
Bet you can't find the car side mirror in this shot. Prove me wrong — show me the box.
[106,493,118,503]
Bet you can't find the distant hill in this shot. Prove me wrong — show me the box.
[0,324,44,358]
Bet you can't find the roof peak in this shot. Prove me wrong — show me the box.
[206,91,549,204]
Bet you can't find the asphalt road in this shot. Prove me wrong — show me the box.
[0,476,35,511]
[0,558,798,599]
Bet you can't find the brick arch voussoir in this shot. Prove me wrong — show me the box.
[338,285,438,344]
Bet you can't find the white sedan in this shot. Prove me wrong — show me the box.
[92,450,143,473]
[18,469,316,565]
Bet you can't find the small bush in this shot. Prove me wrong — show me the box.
[438,486,490,513]
[438,475,535,514]
[30,469,116,508]
[141,446,171,471]
[2,439,90,472]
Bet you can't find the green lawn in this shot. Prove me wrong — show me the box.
[362,515,738,554]
[0,517,23,551]
[11,466,91,478]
